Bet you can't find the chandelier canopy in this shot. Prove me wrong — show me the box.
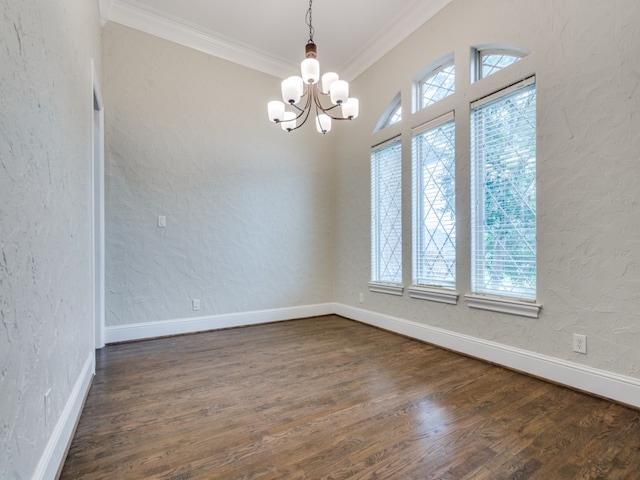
[267,0,359,134]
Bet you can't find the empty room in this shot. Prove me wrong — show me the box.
[2,0,640,478]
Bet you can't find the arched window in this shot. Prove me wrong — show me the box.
[415,56,455,111]
[473,47,528,81]
[386,103,402,127]
[374,93,402,132]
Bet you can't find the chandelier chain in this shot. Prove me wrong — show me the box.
[306,0,315,44]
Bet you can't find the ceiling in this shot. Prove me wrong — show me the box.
[98,0,452,81]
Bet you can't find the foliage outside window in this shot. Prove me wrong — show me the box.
[371,139,403,284]
[412,114,456,289]
[470,78,537,300]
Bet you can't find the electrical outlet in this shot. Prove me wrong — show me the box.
[359,293,364,304]
[573,334,587,354]
[192,299,200,311]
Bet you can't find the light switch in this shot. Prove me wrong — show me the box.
[158,215,166,228]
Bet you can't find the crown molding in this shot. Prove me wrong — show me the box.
[101,0,452,81]
[339,0,453,81]
[104,0,298,79]
[98,0,114,26]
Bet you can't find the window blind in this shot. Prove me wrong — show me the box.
[470,80,536,300]
[412,112,456,288]
[371,138,403,284]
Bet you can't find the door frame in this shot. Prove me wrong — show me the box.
[92,59,105,349]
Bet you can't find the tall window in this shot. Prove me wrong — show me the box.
[471,77,537,300]
[371,138,403,284]
[412,113,456,288]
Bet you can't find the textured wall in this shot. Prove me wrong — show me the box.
[0,0,101,478]
[334,0,640,378]
[102,23,335,326]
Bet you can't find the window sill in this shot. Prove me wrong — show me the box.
[368,282,404,296]
[464,294,541,318]
[408,286,458,305]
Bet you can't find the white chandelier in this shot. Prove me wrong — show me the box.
[267,0,359,134]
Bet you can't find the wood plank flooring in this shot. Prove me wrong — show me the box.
[60,316,640,479]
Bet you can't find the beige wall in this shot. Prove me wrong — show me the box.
[334,0,640,377]
[0,0,101,477]
[102,23,336,327]
[102,0,640,381]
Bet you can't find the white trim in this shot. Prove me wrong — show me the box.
[367,282,404,296]
[471,75,536,109]
[408,286,458,304]
[102,0,453,82]
[373,92,402,133]
[371,135,401,151]
[465,294,541,318]
[334,303,640,409]
[32,353,95,480]
[411,111,455,136]
[106,1,296,79]
[92,59,106,349]
[99,300,640,411]
[412,52,455,114]
[98,0,114,26]
[105,303,335,343]
[340,0,453,81]
[471,45,530,83]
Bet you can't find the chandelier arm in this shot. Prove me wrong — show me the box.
[284,86,314,132]
[286,104,313,132]
[304,84,314,110]
[326,115,354,121]
[288,85,314,119]
[314,100,323,132]
[312,95,352,121]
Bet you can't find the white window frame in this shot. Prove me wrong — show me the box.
[467,76,540,318]
[374,93,402,132]
[370,136,404,294]
[413,54,455,113]
[472,46,529,82]
[410,112,458,304]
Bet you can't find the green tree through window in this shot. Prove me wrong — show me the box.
[470,79,536,299]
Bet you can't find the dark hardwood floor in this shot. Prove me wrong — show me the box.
[60,316,640,479]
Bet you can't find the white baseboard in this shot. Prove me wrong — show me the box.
[33,352,95,480]
[37,303,639,480]
[335,303,640,409]
[105,303,335,344]
[103,301,640,408]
